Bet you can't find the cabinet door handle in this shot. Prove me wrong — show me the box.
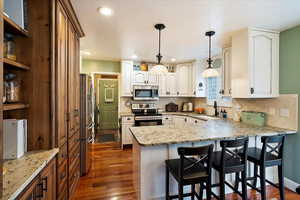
[184,118,187,122]
[193,91,196,95]
[177,92,179,95]
[229,88,232,95]
[127,118,131,120]
[250,88,254,94]
[42,177,48,192]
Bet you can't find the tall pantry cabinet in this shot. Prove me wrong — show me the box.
[55,0,84,199]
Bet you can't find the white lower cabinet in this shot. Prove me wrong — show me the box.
[121,116,134,147]
[162,115,173,125]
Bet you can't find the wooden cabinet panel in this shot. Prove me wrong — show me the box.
[40,159,56,200]
[57,160,68,195]
[68,158,80,199]
[57,143,68,167]
[68,130,79,153]
[17,177,39,200]
[56,3,68,147]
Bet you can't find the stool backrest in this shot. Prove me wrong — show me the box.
[220,137,249,168]
[261,135,285,161]
[177,144,214,180]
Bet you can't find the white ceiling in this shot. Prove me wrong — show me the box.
[71,0,300,62]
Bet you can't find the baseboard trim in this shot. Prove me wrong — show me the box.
[284,177,300,192]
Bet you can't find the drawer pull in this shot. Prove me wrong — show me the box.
[60,171,66,180]
[42,177,48,192]
[127,118,131,120]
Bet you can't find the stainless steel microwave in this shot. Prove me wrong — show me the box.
[133,85,159,101]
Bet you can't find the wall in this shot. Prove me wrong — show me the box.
[81,59,120,73]
[279,25,300,183]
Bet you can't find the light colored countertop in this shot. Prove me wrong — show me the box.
[119,111,217,120]
[119,112,134,117]
[130,119,296,146]
[2,148,59,200]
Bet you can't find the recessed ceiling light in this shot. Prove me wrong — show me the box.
[98,7,113,16]
[131,54,138,59]
[171,58,176,62]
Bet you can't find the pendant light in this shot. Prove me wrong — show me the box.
[202,31,219,78]
[150,24,168,75]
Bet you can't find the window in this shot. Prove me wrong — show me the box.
[206,64,232,107]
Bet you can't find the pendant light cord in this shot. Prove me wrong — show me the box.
[157,29,162,64]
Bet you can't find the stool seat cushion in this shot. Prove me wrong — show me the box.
[165,158,208,182]
[247,147,281,166]
[212,151,245,173]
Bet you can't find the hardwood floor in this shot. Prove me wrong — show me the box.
[72,142,300,200]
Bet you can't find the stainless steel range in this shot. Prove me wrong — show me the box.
[132,103,162,126]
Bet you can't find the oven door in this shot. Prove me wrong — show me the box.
[135,118,162,126]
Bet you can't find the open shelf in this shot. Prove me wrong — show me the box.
[3,14,29,37]
[3,103,29,111]
[3,58,30,70]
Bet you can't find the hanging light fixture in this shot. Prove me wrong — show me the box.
[150,24,168,75]
[202,31,219,78]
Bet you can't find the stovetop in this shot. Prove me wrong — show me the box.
[134,113,162,117]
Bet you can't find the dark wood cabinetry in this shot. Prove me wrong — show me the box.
[0,0,83,197]
[55,1,84,199]
[17,158,57,200]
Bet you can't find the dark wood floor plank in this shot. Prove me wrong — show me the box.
[72,142,300,200]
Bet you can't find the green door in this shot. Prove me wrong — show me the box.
[98,79,119,130]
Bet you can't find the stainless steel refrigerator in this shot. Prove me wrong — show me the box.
[80,74,94,176]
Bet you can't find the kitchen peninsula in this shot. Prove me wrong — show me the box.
[130,118,296,200]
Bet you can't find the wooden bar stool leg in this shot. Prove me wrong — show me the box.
[253,164,258,187]
[191,184,195,200]
[234,172,239,191]
[178,183,183,200]
[259,166,267,200]
[278,165,285,200]
[199,183,204,200]
[241,171,248,200]
[165,167,169,200]
[220,172,226,200]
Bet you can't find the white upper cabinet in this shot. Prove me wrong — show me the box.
[148,73,159,85]
[231,28,279,98]
[133,71,148,84]
[167,73,177,96]
[121,60,133,96]
[192,60,206,97]
[158,74,167,96]
[133,71,158,85]
[176,64,192,96]
[221,47,232,96]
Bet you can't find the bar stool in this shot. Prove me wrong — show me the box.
[236,135,285,200]
[206,137,248,200]
[165,144,214,200]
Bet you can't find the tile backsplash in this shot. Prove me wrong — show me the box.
[193,94,298,130]
[120,97,192,113]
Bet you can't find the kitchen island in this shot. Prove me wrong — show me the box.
[130,119,296,200]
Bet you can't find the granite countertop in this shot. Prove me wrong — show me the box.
[119,112,134,117]
[2,148,59,200]
[130,119,296,146]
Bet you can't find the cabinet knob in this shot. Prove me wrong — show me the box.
[193,91,196,95]
[195,120,198,123]
[177,92,179,95]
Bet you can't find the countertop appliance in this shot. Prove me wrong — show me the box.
[182,102,193,112]
[133,85,159,101]
[165,102,178,112]
[132,103,162,126]
[80,74,94,176]
[3,119,27,159]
